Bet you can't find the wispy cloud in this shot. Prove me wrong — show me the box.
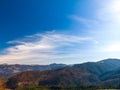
[68,0,120,60]
[97,0,120,22]
[69,15,98,27]
[94,0,120,53]
[0,32,94,64]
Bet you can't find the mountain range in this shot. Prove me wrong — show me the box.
[0,63,66,77]
[3,58,120,89]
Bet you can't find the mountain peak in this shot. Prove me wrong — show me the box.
[98,58,120,63]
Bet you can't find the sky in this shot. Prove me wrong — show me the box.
[0,0,120,64]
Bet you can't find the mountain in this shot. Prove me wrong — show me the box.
[101,68,120,81]
[6,58,120,89]
[0,63,66,77]
[74,58,120,76]
[6,67,100,89]
[97,67,120,88]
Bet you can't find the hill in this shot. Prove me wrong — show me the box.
[0,76,6,89]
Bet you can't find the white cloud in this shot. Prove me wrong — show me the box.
[0,32,94,64]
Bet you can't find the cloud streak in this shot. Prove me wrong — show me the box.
[0,32,94,64]
[69,15,98,27]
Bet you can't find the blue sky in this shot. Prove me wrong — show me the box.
[0,0,120,64]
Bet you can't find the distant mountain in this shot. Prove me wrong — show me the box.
[0,63,66,77]
[6,58,120,89]
[74,58,120,76]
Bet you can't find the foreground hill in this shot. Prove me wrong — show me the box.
[0,63,66,77]
[0,76,6,89]
[6,59,120,89]
[6,67,100,89]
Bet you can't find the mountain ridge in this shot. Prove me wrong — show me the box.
[0,63,66,77]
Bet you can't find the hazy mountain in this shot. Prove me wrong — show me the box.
[5,58,120,89]
[0,63,66,77]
